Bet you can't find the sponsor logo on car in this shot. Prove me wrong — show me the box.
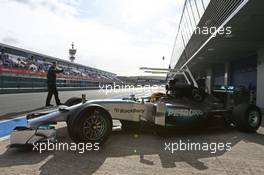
[114,108,145,114]
[167,108,203,117]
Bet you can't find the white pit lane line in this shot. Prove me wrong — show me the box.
[0,136,10,142]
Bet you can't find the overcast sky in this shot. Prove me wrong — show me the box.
[0,0,184,76]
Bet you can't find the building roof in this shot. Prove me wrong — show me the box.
[170,0,264,72]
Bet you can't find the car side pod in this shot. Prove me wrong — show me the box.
[155,102,166,126]
[9,126,56,147]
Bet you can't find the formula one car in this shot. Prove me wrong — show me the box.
[10,68,262,146]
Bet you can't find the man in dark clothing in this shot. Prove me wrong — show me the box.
[46,61,63,106]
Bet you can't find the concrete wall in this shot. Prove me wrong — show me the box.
[205,68,213,94]
[257,49,264,108]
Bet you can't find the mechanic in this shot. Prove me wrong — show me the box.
[45,61,63,107]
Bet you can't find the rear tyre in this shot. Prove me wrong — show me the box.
[232,104,262,132]
[68,108,112,144]
[65,97,82,107]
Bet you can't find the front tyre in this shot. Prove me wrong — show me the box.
[68,108,112,144]
[232,104,262,132]
[65,97,82,107]
[191,88,205,102]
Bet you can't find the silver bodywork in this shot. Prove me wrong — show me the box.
[28,98,167,129]
[10,98,167,146]
[10,128,56,145]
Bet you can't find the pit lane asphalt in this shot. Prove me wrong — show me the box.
[0,122,263,175]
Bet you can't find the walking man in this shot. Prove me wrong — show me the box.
[46,61,63,106]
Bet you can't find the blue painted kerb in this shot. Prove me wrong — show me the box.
[0,117,27,138]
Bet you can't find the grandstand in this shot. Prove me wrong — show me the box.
[0,43,122,93]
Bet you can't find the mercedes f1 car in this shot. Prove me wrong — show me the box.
[10,68,262,146]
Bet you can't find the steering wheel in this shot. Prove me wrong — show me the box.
[192,88,204,102]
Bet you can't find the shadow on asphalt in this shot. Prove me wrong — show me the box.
[0,126,263,174]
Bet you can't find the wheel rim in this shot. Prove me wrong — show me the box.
[82,111,107,141]
[194,93,202,101]
[248,110,260,128]
[192,89,202,101]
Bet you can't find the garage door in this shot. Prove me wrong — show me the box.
[231,56,257,89]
